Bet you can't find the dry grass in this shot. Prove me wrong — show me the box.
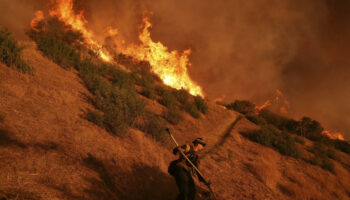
[0,41,349,200]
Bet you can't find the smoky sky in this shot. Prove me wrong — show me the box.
[0,0,349,139]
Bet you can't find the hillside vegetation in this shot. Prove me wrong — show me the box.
[0,23,349,200]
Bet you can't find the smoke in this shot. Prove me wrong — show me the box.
[0,0,349,139]
[0,0,47,39]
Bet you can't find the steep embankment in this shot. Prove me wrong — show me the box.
[0,41,350,200]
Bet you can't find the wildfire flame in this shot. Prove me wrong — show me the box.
[322,130,345,141]
[30,11,45,32]
[48,0,112,62]
[256,89,290,114]
[116,16,203,96]
[31,0,203,97]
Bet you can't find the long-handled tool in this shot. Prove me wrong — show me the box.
[166,128,217,200]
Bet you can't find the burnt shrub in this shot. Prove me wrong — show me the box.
[194,95,208,114]
[0,28,34,74]
[226,100,255,114]
[246,114,267,125]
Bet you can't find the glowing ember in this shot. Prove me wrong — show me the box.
[117,16,203,97]
[48,0,112,62]
[322,130,345,141]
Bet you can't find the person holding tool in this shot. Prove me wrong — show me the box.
[167,128,215,200]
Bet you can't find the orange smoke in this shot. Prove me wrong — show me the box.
[116,16,203,97]
[48,0,112,62]
[322,130,345,141]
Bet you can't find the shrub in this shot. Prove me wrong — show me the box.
[294,136,305,145]
[308,143,335,172]
[259,109,290,129]
[163,108,183,125]
[299,117,325,141]
[248,125,279,146]
[184,102,200,118]
[194,96,208,114]
[274,133,300,158]
[226,100,255,114]
[86,110,104,126]
[28,17,83,69]
[140,112,169,143]
[0,28,34,74]
[246,115,267,125]
[173,89,191,105]
[159,90,177,108]
[333,140,350,154]
[154,86,166,96]
[247,125,300,158]
[29,17,147,136]
[140,86,156,100]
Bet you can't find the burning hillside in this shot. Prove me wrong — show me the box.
[31,0,203,97]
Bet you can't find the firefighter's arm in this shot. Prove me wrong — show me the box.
[173,144,188,155]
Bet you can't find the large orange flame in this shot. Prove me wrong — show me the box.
[322,130,345,141]
[34,1,203,96]
[48,0,112,62]
[117,16,203,97]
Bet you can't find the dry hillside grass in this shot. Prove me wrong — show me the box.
[0,41,349,200]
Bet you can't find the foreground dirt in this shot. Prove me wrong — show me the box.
[0,42,349,200]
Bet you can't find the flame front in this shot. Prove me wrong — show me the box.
[256,89,290,113]
[31,1,203,97]
[322,130,345,141]
[118,16,203,97]
[49,0,112,62]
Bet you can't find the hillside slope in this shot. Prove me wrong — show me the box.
[0,41,349,200]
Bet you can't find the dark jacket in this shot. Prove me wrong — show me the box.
[172,144,205,182]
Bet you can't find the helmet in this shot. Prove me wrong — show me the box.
[192,137,206,146]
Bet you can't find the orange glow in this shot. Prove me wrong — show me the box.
[322,130,345,141]
[30,10,45,32]
[116,16,203,96]
[48,0,112,62]
[256,89,290,113]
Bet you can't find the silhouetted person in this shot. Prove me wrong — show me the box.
[168,137,208,200]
